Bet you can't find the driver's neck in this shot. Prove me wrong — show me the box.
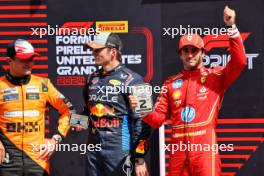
[9,69,25,78]
[102,60,120,74]
[184,62,204,71]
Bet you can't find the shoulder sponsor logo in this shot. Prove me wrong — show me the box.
[181,106,195,122]
[96,21,128,33]
[173,79,183,89]
[26,86,39,93]
[109,79,121,86]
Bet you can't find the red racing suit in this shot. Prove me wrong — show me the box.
[143,30,247,176]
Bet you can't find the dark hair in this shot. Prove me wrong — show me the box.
[7,40,16,59]
[116,50,122,62]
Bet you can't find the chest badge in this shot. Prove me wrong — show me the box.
[109,79,121,86]
[42,83,48,92]
[172,79,183,89]
[172,90,182,100]
[91,77,99,84]
[181,106,196,122]
[201,76,206,84]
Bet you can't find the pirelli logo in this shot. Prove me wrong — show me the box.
[96,21,128,33]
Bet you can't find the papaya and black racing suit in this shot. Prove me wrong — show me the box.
[0,72,74,176]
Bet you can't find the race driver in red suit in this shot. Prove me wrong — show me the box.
[129,6,247,176]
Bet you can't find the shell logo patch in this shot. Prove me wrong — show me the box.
[173,90,182,100]
[109,79,121,86]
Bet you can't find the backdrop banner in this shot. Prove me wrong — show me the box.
[0,0,263,176]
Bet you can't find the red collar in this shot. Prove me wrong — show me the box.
[181,66,206,76]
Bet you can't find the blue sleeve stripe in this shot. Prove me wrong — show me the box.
[122,114,131,151]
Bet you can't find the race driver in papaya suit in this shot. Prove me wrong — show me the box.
[0,39,75,176]
[130,6,247,176]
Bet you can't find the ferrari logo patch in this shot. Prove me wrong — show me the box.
[201,76,206,84]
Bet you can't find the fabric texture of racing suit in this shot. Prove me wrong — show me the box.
[143,28,247,176]
[0,72,74,176]
[83,64,150,176]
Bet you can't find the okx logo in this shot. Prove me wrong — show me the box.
[203,33,259,70]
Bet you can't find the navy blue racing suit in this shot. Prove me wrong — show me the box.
[83,64,150,176]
